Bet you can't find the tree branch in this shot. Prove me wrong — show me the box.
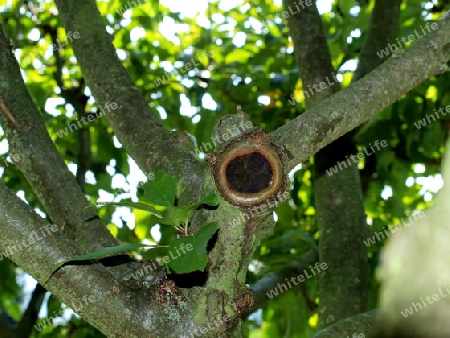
[283,0,404,328]
[354,0,403,81]
[0,25,136,279]
[53,0,205,204]
[284,0,340,105]
[312,309,377,337]
[272,15,450,172]
[283,0,369,327]
[0,314,15,338]
[354,0,403,197]
[48,25,90,190]
[0,182,191,338]
[16,284,46,337]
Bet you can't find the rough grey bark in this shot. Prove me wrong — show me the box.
[356,0,403,194]
[312,310,377,337]
[353,0,403,81]
[285,0,367,327]
[53,0,205,205]
[0,27,134,280]
[282,1,362,328]
[0,183,151,337]
[272,15,450,171]
[283,0,401,329]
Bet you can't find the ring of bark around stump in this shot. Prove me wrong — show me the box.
[211,137,284,207]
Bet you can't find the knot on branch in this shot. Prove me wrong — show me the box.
[206,114,288,208]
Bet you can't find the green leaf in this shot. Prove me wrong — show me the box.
[157,192,219,228]
[168,222,218,273]
[158,205,193,228]
[46,243,162,283]
[196,191,219,207]
[142,171,177,206]
[93,200,165,218]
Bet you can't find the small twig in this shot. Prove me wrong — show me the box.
[0,94,20,131]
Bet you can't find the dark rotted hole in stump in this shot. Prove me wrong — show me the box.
[225,152,273,193]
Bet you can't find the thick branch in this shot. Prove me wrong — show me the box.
[284,0,369,327]
[283,0,403,328]
[312,310,377,337]
[284,0,340,105]
[0,315,15,338]
[0,182,155,337]
[0,26,135,278]
[54,0,205,204]
[16,284,46,337]
[49,26,91,190]
[354,0,403,81]
[0,182,219,337]
[272,15,450,172]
